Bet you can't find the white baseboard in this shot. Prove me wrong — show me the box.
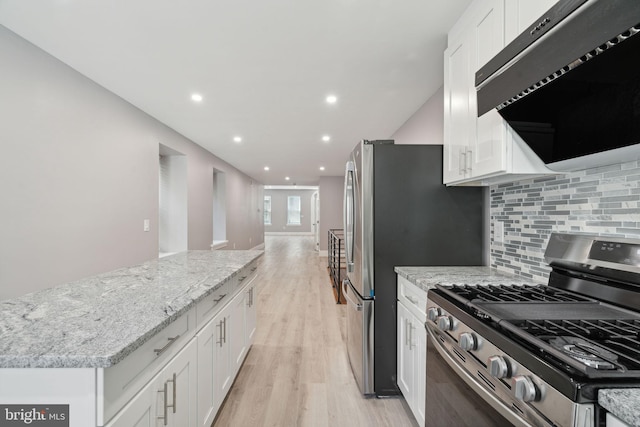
[210,240,229,250]
[264,232,313,236]
[251,243,265,251]
[318,250,328,257]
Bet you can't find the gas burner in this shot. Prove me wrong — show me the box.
[549,337,618,370]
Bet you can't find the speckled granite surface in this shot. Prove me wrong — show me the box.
[600,389,640,427]
[394,266,540,292]
[0,250,262,369]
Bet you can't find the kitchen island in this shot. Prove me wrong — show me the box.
[0,249,262,426]
[396,266,640,427]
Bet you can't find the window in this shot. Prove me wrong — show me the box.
[287,196,301,225]
[264,196,272,225]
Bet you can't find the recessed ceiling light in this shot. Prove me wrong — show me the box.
[322,135,331,142]
[191,93,203,102]
[233,136,242,143]
[319,166,325,171]
[264,166,270,171]
[285,176,290,181]
[326,94,337,104]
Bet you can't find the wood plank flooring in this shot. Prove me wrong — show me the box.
[213,235,418,427]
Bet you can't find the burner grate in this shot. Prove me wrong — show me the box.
[445,284,593,303]
[515,318,640,371]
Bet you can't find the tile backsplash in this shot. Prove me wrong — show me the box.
[490,160,640,283]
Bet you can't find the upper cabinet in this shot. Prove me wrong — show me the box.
[443,0,558,186]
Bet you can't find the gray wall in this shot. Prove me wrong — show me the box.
[264,189,316,233]
[490,161,640,283]
[0,26,264,300]
[319,176,344,253]
[390,86,444,145]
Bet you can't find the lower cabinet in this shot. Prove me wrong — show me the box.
[397,302,426,427]
[106,338,198,427]
[109,267,258,427]
[196,302,232,427]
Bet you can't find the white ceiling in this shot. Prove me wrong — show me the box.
[0,0,471,185]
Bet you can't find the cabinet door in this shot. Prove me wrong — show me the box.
[155,339,197,427]
[443,33,473,183]
[397,302,414,403]
[105,378,156,427]
[196,319,217,427]
[214,307,232,409]
[230,290,247,375]
[470,0,508,178]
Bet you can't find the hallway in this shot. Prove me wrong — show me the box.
[213,235,417,427]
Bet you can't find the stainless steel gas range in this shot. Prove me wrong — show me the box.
[425,233,640,427]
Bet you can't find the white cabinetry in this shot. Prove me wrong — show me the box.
[396,275,427,427]
[195,263,258,427]
[196,302,232,427]
[443,0,557,186]
[106,339,197,427]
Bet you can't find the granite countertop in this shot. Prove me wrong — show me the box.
[394,266,540,292]
[600,389,640,426]
[0,250,262,369]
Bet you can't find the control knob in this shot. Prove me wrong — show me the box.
[487,355,510,379]
[458,332,477,351]
[512,375,539,402]
[436,315,454,331]
[427,307,441,323]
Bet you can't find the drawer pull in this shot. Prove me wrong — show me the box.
[239,275,247,283]
[213,293,227,304]
[153,335,180,357]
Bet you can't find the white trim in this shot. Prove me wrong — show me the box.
[210,240,229,250]
[251,243,265,251]
[318,250,328,257]
[265,232,313,236]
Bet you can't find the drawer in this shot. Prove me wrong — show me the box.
[397,275,427,322]
[100,307,196,425]
[196,279,231,328]
[234,260,258,292]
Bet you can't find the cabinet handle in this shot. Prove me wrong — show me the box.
[466,149,473,173]
[409,323,415,350]
[223,317,227,344]
[459,148,466,174]
[217,320,224,347]
[168,373,176,414]
[213,293,227,304]
[153,335,180,357]
[158,381,168,426]
[239,275,247,283]
[157,373,177,425]
[405,318,410,347]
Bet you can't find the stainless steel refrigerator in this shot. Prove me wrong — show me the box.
[342,140,484,396]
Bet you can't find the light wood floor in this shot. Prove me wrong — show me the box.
[213,235,418,427]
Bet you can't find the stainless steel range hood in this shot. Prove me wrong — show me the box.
[476,0,640,171]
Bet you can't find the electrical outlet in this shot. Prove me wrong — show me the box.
[143,219,150,232]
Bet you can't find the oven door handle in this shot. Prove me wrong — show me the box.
[425,323,533,427]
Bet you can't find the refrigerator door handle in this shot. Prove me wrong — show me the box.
[342,281,362,311]
[343,161,356,273]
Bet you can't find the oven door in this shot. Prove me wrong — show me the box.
[425,324,525,427]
